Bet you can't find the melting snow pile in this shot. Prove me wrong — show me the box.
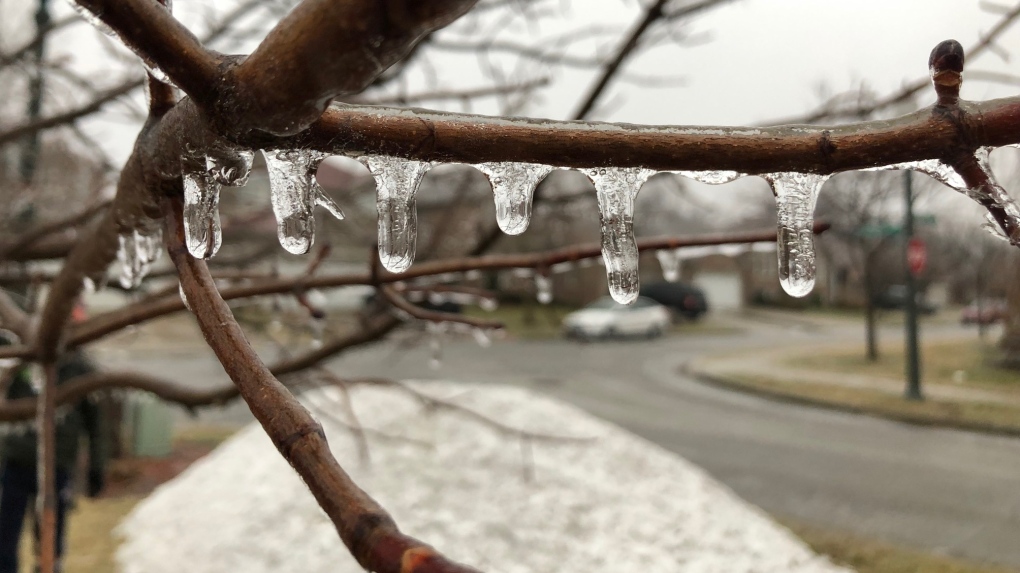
[116,383,850,573]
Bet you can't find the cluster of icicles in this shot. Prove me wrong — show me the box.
[110,146,1020,305]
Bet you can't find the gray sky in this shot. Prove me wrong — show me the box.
[9,0,1020,224]
[29,0,1018,162]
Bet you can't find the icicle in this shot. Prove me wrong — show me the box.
[765,173,829,298]
[183,172,222,259]
[479,297,499,312]
[314,189,346,221]
[586,167,655,304]
[535,274,552,305]
[264,149,333,255]
[982,214,1010,242]
[656,249,682,282]
[363,156,431,273]
[673,170,744,185]
[472,328,492,348]
[116,228,163,290]
[475,162,555,235]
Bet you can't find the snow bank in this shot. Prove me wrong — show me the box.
[116,382,849,573]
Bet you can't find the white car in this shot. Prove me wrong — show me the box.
[562,296,672,340]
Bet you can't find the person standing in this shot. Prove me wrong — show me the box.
[0,332,107,573]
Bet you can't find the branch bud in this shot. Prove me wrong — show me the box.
[929,39,964,106]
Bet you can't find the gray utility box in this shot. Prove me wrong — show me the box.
[123,393,174,457]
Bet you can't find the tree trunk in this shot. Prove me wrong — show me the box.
[865,297,879,362]
[999,254,1020,368]
[863,261,879,362]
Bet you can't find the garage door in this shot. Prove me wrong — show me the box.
[692,272,742,311]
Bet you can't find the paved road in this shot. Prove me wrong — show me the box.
[331,318,1020,568]
[101,315,1020,567]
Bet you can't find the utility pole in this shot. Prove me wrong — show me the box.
[903,171,923,400]
[20,0,51,184]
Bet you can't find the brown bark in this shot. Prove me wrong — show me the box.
[165,195,480,573]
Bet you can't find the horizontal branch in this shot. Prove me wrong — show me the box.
[248,96,1020,175]
[0,371,236,423]
[55,225,814,356]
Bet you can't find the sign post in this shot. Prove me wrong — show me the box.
[907,238,927,277]
[903,172,923,401]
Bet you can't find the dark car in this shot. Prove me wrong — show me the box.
[639,282,708,321]
[872,285,938,315]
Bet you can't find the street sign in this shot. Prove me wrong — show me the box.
[907,237,927,276]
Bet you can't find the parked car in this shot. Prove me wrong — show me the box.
[562,296,671,340]
[639,282,708,321]
[871,285,938,315]
[961,299,1008,325]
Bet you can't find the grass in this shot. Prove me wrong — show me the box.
[791,340,1020,393]
[726,373,1020,434]
[465,303,576,339]
[11,426,239,573]
[783,518,1019,573]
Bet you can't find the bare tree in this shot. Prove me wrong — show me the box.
[4,1,1020,572]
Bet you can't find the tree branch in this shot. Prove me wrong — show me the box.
[165,194,480,573]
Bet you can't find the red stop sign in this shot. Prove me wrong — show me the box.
[907,237,927,276]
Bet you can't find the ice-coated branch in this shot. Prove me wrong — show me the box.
[165,195,481,573]
[278,94,1018,173]
[0,224,825,365]
[70,0,479,136]
[224,0,479,135]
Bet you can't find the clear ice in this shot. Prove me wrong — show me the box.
[68,1,117,37]
[183,172,222,259]
[207,150,255,187]
[535,274,553,305]
[178,282,192,312]
[868,159,967,192]
[475,162,555,235]
[116,228,163,290]
[264,149,343,255]
[363,156,431,273]
[672,170,744,185]
[586,167,655,304]
[974,147,1020,243]
[766,173,828,298]
[656,249,682,282]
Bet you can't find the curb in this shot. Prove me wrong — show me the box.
[683,363,1020,439]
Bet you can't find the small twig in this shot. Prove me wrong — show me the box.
[379,284,504,330]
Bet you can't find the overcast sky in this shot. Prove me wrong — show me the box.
[22,0,1017,160]
[8,0,1020,223]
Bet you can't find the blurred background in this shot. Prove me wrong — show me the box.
[3,1,1020,572]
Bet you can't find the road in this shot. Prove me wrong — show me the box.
[101,313,1020,567]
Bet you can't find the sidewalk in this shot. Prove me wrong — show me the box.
[685,329,1020,437]
[689,338,1020,408]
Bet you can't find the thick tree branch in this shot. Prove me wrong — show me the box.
[165,195,480,573]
